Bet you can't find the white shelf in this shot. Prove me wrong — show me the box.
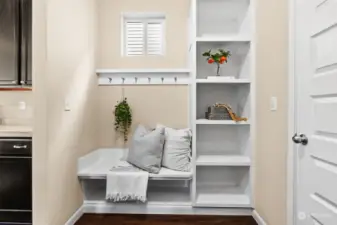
[196,78,251,84]
[147,186,191,206]
[196,36,251,43]
[195,186,251,208]
[96,68,191,74]
[196,155,251,166]
[196,119,250,125]
[81,177,192,205]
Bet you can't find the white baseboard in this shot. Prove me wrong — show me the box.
[83,202,253,216]
[253,210,267,225]
[64,206,84,225]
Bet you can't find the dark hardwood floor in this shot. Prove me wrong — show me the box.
[75,214,257,225]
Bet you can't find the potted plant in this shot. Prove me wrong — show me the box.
[202,49,231,77]
[114,98,132,143]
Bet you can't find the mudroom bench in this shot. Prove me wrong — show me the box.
[77,148,252,216]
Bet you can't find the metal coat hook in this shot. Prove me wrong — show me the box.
[121,77,126,98]
[100,75,189,85]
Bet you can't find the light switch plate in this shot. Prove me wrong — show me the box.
[270,96,278,111]
[18,101,26,110]
[64,99,71,111]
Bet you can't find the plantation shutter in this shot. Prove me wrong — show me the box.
[125,22,144,56]
[146,22,163,55]
[124,15,165,56]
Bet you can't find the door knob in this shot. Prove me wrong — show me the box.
[292,133,308,145]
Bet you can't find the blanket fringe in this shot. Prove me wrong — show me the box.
[106,193,147,203]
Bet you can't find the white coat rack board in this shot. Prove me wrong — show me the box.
[96,69,191,85]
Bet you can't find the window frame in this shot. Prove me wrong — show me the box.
[121,13,166,57]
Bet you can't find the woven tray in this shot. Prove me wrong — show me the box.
[206,105,232,120]
[206,112,232,120]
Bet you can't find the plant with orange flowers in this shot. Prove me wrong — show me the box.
[202,49,231,76]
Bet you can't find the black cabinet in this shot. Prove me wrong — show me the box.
[0,0,19,85]
[0,0,32,86]
[0,137,32,224]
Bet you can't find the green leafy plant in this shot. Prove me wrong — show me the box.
[202,49,231,76]
[114,98,132,142]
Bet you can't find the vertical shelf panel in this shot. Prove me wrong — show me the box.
[193,0,255,209]
[190,0,198,205]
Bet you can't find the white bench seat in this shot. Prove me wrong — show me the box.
[78,148,192,180]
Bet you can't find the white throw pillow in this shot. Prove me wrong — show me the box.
[127,125,165,174]
[158,125,192,172]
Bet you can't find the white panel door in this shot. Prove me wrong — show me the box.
[295,0,337,224]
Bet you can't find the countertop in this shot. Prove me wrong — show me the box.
[0,125,33,137]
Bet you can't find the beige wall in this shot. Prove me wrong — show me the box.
[96,0,191,147]
[33,0,98,224]
[0,91,33,125]
[254,0,288,224]
[32,0,48,224]
[97,0,190,69]
[98,86,189,147]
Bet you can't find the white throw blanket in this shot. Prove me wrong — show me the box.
[106,161,149,203]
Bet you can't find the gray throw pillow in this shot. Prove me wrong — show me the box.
[159,125,192,172]
[127,125,165,174]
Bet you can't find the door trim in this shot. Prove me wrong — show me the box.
[287,0,296,224]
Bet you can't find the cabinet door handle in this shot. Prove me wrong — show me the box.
[13,145,28,149]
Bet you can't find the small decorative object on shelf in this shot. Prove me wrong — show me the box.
[205,103,248,122]
[202,49,231,77]
[114,98,132,143]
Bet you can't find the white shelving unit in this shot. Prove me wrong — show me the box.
[191,0,255,209]
[196,36,251,43]
[196,119,250,125]
[196,155,251,166]
[196,78,251,84]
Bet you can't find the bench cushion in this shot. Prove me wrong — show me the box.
[78,148,192,180]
